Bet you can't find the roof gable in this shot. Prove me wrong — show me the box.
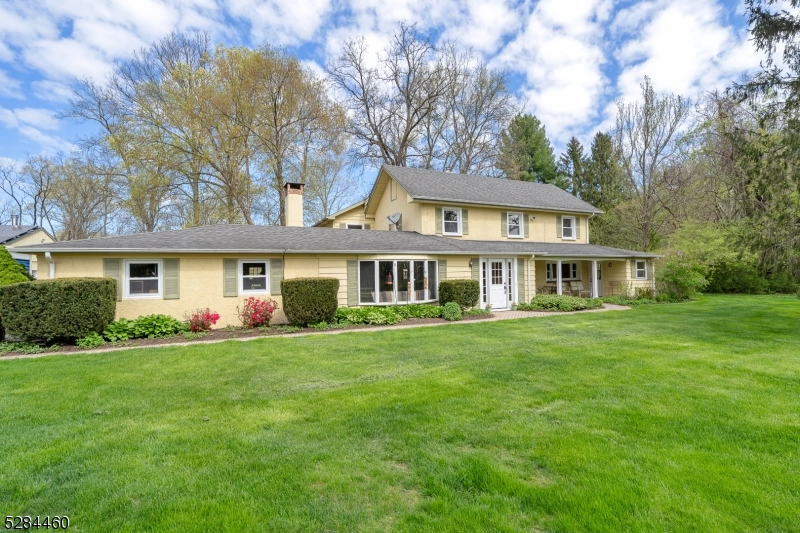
[377,165,602,214]
[0,225,43,245]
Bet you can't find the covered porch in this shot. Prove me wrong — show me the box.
[533,257,655,298]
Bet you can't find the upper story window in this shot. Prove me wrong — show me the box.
[125,260,162,299]
[443,208,461,235]
[345,223,364,229]
[240,260,270,294]
[507,212,522,238]
[562,216,576,240]
[635,260,647,280]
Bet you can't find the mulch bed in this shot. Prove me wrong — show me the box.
[0,313,496,357]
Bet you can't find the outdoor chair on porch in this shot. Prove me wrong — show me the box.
[572,281,591,297]
[607,280,620,296]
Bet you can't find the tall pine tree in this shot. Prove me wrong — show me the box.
[558,137,587,196]
[497,114,567,188]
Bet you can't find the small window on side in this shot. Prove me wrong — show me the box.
[636,260,647,280]
[240,260,269,293]
[562,217,575,240]
[126,260,162,298]
[345,223,364,229]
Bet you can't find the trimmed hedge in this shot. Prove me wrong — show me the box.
[0,277,117,341]
[439,279,480,309]
[281,277,339,325]
[517,294,602,312]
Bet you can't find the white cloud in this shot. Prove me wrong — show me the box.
[31,80,74,103]
[493,0,611,144]
[0,69,23,98]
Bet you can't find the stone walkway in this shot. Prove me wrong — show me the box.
[1,304,629,361]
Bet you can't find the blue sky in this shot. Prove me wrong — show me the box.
[0,0,762,168]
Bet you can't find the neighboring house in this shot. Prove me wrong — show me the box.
[15,165,656,325]
[0,222,54,278]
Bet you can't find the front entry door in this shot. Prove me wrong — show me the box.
[489,260,509,310]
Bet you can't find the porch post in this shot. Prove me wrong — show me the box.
[591,260,598,298]
[556,259,563,295]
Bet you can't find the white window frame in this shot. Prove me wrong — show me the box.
[358,259,439,306]
[635,260,647,280]
[507,212,523,239]
[562,216,576,240]
[442,207,462,236]
[239,259,270,295]
[545,262,581,281]
[345,223,364,229]
[124,259,163,299]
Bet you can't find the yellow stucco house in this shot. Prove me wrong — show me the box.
[15,166,656,326]
[1,223,54,278]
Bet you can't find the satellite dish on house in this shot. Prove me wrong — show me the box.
[387,212,402,225]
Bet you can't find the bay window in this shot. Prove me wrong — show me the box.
[359,260,438,305]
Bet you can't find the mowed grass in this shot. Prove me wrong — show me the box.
[1,295,799,532]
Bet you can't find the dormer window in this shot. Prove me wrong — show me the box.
[507,213,522,238]
[562,216,576,240]
[443,208,461,235]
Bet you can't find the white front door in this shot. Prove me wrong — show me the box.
[489,260,510,310]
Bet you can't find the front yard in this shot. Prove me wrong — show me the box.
[1,295,799,532]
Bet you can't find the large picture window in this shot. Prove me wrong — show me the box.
[443,208,461,235]
[359,260,438,305]
[545,262,580,281]
[240,260,270,294]
[507,212,522,238]
[125,260,162,298]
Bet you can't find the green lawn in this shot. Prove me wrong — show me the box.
[1,295,799,532]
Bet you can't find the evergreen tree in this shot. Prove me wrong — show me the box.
[497,114,567,188]
[0,246,32,286]
[583,132,625,211]
[558,137,587,196]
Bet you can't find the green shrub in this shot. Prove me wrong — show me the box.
[442,302,462,321]
[390,304,443,319]
[281,278,339,326]
[463,308,492,317]
[0,277,116,342]
[130,314,187,338]
[634,287,655,300]
[77,332,106,349]
[0,245,32,286]
[103,318,136,342]
[439,279,480,309]
[519,295,602,312]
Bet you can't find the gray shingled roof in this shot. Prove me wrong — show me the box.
[0,225,40,245]
[382,165,602,214]
[14,224,655,258]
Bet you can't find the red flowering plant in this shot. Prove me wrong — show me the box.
[187,308,220,332]
[237,297,279,328]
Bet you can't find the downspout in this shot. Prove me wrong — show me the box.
[45,252,54,279]
[586,213,596,244]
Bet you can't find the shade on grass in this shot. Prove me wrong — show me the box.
[1,295,799,532]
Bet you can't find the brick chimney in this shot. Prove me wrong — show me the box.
[284,183,305,227]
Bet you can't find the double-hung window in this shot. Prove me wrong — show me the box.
[562,216,576,240]
[240,260,270,294]
[507,212,522,238]
[635,260,647,280]
[359,260,438,305]
[443,208,461,235]
[125,260,162,298]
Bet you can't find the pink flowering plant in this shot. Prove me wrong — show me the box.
[188,308,220,332]
[237,297,279,328]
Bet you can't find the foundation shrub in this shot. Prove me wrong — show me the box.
[442,302,463,321]
[438,279,480,309]
[237,297,277,328]
[281,278,339,326]
[0,277,116,341]
[188,308,221,332]
[519,295,602,312]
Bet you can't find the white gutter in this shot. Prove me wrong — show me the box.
[45,252,54,279]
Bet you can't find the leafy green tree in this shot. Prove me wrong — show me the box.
[497,114,567,188]
[558,137,586,196]
[583,132,625,211]
[0,246,32,286]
